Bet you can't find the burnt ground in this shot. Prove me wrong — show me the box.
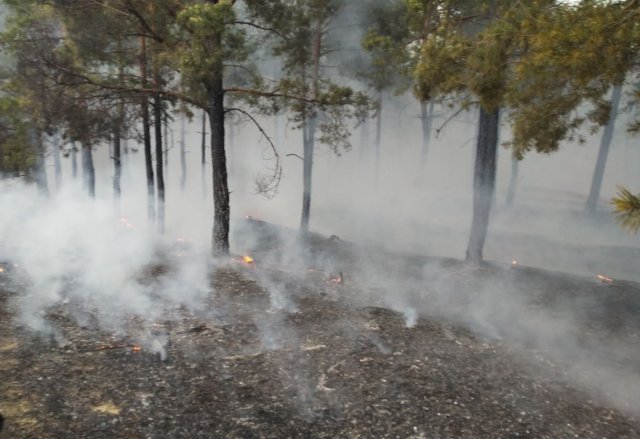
[1,222,640,438]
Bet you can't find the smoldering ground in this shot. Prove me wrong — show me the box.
[0,92,639,435]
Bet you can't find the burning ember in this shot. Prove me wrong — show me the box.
[132,344,141,353]
[231,255,256,266]
[327,272,344,285]
[511,260,518,266]
[597,274,614,284]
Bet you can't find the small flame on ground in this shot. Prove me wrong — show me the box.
[119,217,135,229]
[597,274,614,284]
[327,272,343,285]
[511,260,518,266]
[243,255,254,264]
[132,345,141,353]
[0,266,4,273]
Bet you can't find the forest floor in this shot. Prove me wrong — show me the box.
[1,219,640,438]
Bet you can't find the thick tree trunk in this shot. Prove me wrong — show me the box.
[420,100,434,166]
[154,93,165,233]
[71,142,78,179]
[81,142,95,198]
[300,119,316,233]
[505,156,519,207]
[465,107,500,264]
[208,73,230,256]
[201,109,208,198]
[180,115,186,192]
[586,84,623,213]
[113,131,122,203]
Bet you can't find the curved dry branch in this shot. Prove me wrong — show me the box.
[225,107,282,198]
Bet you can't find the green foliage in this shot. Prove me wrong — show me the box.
[612,186,640,233]
[414,0,640,158]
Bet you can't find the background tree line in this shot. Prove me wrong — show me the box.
[0,0,639,263]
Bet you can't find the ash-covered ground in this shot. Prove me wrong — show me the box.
[1,221,640,438]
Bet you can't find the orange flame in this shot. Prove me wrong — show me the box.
[132,345,141,353]
[243,255,254,264]
[597,274,613,284]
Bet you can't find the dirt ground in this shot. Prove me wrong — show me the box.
[1,224,640,438]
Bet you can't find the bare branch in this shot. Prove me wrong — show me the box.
[225,107,282,198]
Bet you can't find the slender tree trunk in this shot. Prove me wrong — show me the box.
[420,100,434,166]
[375,93,382,178]
[505,156,519,207]
[180,114,186,192]
[81,142,95,198]
[465,107,500,264]
[140,35,155,222]
[52,134,62,189]
[586,83,623,213]
[71,142,78,179]
[359,118,369,160]
[201,109,208,198]
[208,53,230,255]
[113,131,122,204]
[300,22,322,234]
[300,119,316,233]
[154,93,165,233]
[34,132,49,196]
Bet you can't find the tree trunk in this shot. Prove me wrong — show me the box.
[359,118,369,160]
[586,83,623,213]
[113,131,122,204]
[465,107,500,264]
[375,93,382,178]
[71,142,78,179]
[81,142,95,198]
[52,134,62,189]
[140,35,155,222]
[208,71,230,256]
[154,93,165,233]
[180,114,186,192]
[505,156,519,207]
[201,109,208,198]
[34,133,49,196]
[420,100,434,166]
[300,21,322,234]
[300,119,316,233]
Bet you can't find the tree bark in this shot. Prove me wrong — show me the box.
[140,35,155,222]
[505,156,519,207]
[201,109,208,198]
[465,107,500,264]
[420,100,434,166]
[586,83,623,213]
[300,118,316,233]
[374,93,382,178]
[359,118,369,160]
[71,142,78,179]
[81,142,95,198]
[180,114,186,192]
[300,21,322,234]
[208,70,230,255]
[154,92,165,233]
[113,131,122,203]
[52,134,62,189]
[34,132,49,196]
